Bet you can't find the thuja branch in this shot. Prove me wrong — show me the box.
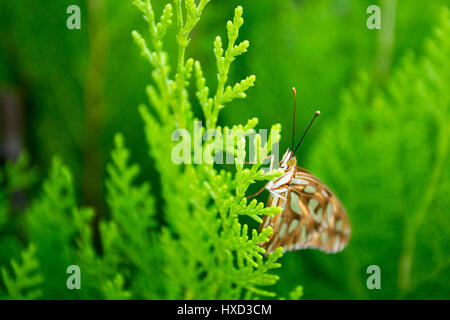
[174,0,210,128]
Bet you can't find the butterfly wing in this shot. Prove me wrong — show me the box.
[259,167,351,254]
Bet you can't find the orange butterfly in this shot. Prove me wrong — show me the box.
[249,88,351,254]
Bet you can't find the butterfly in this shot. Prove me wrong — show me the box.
[249,88,351,254]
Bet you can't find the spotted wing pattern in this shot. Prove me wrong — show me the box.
[259,167,351,254]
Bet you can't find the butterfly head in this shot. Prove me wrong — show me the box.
[279,149,297,170]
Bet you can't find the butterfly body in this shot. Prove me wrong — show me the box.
[259,149,351,254]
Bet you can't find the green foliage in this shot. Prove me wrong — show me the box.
[2,153,37,197]
[1,0,449,300]
[282,7,449,299]
[0,176,4,226]
[0,0,297,299]
[98,133,160,298]
[0,158,32,280]
[66,133,161,299]
[289,286,304,300]
[133,0,293,299]
[2,0,447,200]
[25,158,78,298]
[0,153,36,224]
[0,244,43,299]
[0,154,37,272]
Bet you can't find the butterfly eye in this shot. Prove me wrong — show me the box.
[287,158,296,167]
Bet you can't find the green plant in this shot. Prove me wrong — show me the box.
[283,7,449,299]
[0,244,43,300]
[131,0,299,299]
[3,0,447,301]
[0,0,301,299]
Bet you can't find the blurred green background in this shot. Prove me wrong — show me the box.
[0,0,449,299]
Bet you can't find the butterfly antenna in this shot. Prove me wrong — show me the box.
[291,87,297,151]
[293,110,320,155]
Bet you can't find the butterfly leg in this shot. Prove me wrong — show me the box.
[269,188,287,201]
[259,154,275,172]
[245,155,277,199]
[246,184,268,199]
